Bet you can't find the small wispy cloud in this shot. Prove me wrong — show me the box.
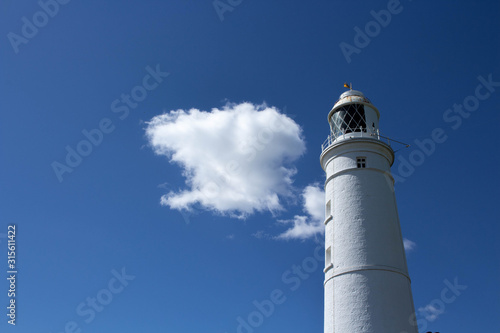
[418,304,443,322]
[403,238,417,252]
[277,184,325,240]
[252,230,270,239]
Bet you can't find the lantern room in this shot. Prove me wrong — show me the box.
[326,89,381,144]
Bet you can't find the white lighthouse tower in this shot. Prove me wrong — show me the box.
[321,89,417,333]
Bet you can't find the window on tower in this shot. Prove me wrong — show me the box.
[357,157,366,168]
[325,247,331,267]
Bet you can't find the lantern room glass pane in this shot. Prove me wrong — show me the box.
[330,104,367,138]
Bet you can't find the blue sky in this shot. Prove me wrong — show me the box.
[1,0,499,332]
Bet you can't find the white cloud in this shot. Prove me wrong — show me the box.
[277,184,325,240]
[418,304,443,322]
[403,238,417,252]
[146,102,305,218]
[252,230,270,239]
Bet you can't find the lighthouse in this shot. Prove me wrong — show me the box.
[320,89,417,332]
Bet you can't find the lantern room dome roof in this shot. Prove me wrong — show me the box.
[332,89,372,110]
[329,89,378,120]
[339,89,365,99]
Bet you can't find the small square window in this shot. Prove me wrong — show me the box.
[357,157,366,168]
